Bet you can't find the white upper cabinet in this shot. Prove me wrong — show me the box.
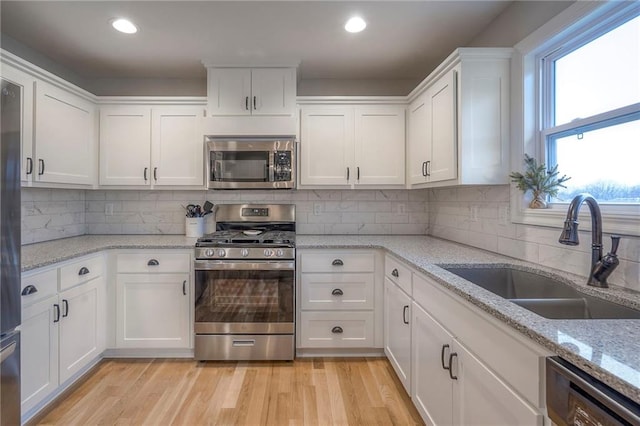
[408,48,512,188]
[299,103,405,187]
[100,105,204,187]
[299,105,354,186]
[151,106,204,186]
[207,67,295,116]
[100,106,151,186]
[0,62,35,183]
[34,80,95,185]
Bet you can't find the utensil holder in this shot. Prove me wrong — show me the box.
[185,217,205,238]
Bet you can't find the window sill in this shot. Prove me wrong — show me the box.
[511,195,640,237]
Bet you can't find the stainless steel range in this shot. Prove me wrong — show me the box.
[194,204,295,361]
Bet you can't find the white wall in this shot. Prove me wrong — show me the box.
[428,185,640,292]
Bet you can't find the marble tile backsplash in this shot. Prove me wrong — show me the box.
[21,188,86,244]
[428,185,640,292]
[84,189,429,236]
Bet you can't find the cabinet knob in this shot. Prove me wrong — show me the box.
[391,268,399,278]
[331,288,344,296]
[78,267,90,276]
[147,259,160,266]
[331,326,344,334]
[332,259,344,266]
[21,285,38,296]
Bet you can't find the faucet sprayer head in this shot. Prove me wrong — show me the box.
[559,220,580,245]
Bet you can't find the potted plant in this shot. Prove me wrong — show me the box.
[510,154,571,209]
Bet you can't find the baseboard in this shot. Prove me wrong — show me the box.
[296,347,385,358]
[102,347,194,358]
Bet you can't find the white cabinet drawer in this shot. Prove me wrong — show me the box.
[300,251,375,273]
[116,252,191,273]
[21,269,58,307]
[300,273,374,310]
[299,311,374,348]
[385,255,412,296]
[59,254,104,291]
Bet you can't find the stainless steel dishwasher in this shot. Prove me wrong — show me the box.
[546,357,640,426]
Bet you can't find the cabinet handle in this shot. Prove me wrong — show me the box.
[147,259,160,266]
[53,304,60,323]
[403,305,409,325]
[153,167,158,181]
[357,166,360,181]
[38,159,45,176]
[62,299,69,318]
[331,326,344,334]
[26,157,33,175]
[441,344,450,370]
[144,167,148,181]
[245,96,249,111]
[78,267,90,276]
[426,161,431,177]
[331,288,344,296]
[346,167,350,181]
[21,285,38,296]
[448,352,458,380]
[332,259,344,266]
[422,161,427,177]
[391,268,399,278]
[183,280,187,296]
[253,96,257,110]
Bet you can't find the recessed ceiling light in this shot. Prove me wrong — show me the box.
[345,16,366,33]
[111,18,138,34]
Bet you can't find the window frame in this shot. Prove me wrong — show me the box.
[510,0,640,237]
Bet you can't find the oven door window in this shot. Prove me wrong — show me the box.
[211,151,270,182]
[195,269,293,323]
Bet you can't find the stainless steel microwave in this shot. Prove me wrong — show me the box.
[206,137,296,189]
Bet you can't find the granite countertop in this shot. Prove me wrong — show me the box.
[21,234,640,404]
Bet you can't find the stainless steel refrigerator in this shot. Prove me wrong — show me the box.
[1,78,22,425]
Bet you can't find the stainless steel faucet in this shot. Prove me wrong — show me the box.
[558,193,620,288]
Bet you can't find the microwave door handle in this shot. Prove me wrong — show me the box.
[268,152,275,182]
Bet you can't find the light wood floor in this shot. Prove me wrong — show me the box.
[36,358,424,426]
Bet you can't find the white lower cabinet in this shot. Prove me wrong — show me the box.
[115,273,190,348]
[412,302,540,426]
[384,277,412,393]
[20,254,105,418]
[297,249,382,351]
[114,251,192,350]
[21,294,59,414]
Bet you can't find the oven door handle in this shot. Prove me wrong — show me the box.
[194,260,295,271]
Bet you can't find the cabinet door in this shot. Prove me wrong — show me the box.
[454,342,543,426]
[207,68,251,116]
[384,278,411,393]
[408,92,429,185]
[151,106,203,186]
[58,279,100,384]
[428,69,457,183]
[34,81,94,185]
[99,106,151,185]
[21,295,59,414]
[412,302,454,426]
[1,63,35,183]
[354,106,405,185]
[116,273,190,349]
[250,68,295,116]
[299,106,354,186]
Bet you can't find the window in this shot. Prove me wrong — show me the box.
[542,13,640,204]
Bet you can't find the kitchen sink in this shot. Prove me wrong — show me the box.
[443,267,640,320]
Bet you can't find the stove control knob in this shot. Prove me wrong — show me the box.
[241,249,249,257]
[276,249,284,257]
[264,249,274,257]
[205,249,215,258]
[216,249,226,258]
